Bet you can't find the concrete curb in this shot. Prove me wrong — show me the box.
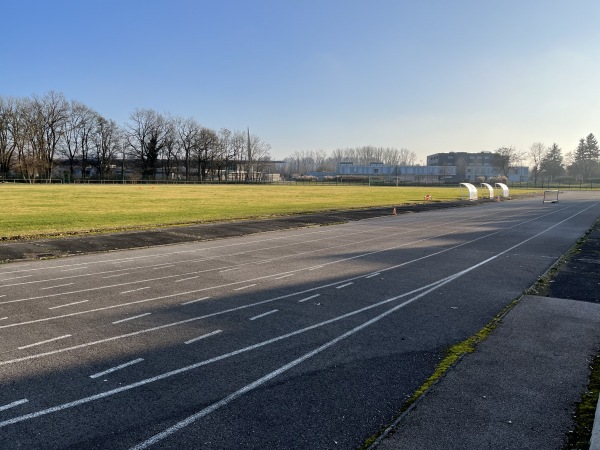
[591,404,600,450]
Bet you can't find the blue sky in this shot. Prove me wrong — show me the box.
[2,0,599,162]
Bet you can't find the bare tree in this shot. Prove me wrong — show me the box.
[33,91,69,180]
[174,116,201,181]
[528,142,546,184]
[125,109,168,180]
[92,116,121,179]
[196,127,218,181]
[61,101,97,180]
[0,97,17,178]
[492,146,521,177]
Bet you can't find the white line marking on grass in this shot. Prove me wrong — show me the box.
[120,287,151,294]
[18,335,71,350]
[336,282,353,289]
[181,297,210,305]
[0,399,28,412]
[234,284,256,291]
[40,283,74,290]
[112,313,151,324]
[298,294,320,303]
[249,310,278,321]
[184,330,222,345]
[89,358,144,379]
[48,300,89,310]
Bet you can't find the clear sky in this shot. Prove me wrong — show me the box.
[2,0,599,163]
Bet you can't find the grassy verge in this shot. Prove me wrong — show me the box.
[0,184,539,239]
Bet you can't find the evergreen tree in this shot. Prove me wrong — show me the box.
[539,143,564,180]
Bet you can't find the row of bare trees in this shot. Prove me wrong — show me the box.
[282,146,418,176]
[0,92,271,182]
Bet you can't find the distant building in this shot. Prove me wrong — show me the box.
[336,162,456,183]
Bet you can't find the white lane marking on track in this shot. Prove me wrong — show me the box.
[273,274,294,280]
[103,273,131,279]
[234,284,256,291]
[61,267,88,272]
[336,282,353,289]
[365,272,380,278]
[175,276,200,283]
[89,358,145,379]
[112,313,151,324]
[0,206,529,302]
[0,202,595,364]
[249,310,278,321]
[184,330,222,345]
[0,317,7,321]
[0,202,594,432]
[40,283,74,290]
[48,300,89,310]
[18,335,71,350]
[308,265,324,270]
[120,287,151,294]
[298,294,320,303]
[0,399,28,412]
[181,297,210,305]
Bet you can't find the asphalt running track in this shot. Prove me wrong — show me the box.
[0,192,598,449]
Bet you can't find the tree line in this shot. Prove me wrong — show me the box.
[0,92,271,182]
[528,134,600,183]
[281,147,418,177]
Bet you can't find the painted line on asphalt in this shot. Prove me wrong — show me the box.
[175,276,200,283]
[40,283,74,291]
[0,399,28,412]
[120,287,151,295]
[112,313,151,324]
[18,335,71,350]
[365,272,381,278]
[336,282,353,289]
[90,358,145,379]
[249,310,279,321]
[0,317,7,321]
[273,274,295,280]
[61,267,88,272]
[234,284,256,291]
[181,297,211,305]
[2,202,594,434]
[184,330,223,345]
[49,300,89,310]
[298,294,320,303]
[103,273,131,279]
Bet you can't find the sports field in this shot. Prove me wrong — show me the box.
[0,184,539,239]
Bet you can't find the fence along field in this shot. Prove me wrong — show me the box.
[0,184,540,239]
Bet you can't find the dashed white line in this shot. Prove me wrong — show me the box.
[234,284,256,291]
[18,335,71,350]
[184,330,223,345]
[61,267,88,272]
[40,283,74,290]
[274,274,294,280]
[112,313,151,324]
[365,272,381,279]
[48,300,90,310]
[336,282,353,289]
[120,287,151,294]
[102,273,131,279]
[0,399,28,412]
[298,294,320,303]
[89,358,144,379]
[0,317,7,321]
[175,276,200,283]
[308,265,324,271]
[181,297,211,305]
[249,310,278,321]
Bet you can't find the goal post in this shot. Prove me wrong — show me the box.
[543,190,559,203]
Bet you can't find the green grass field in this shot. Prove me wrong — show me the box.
[0,184,540,239]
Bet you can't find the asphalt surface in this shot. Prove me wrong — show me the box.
[0,194,600,449]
